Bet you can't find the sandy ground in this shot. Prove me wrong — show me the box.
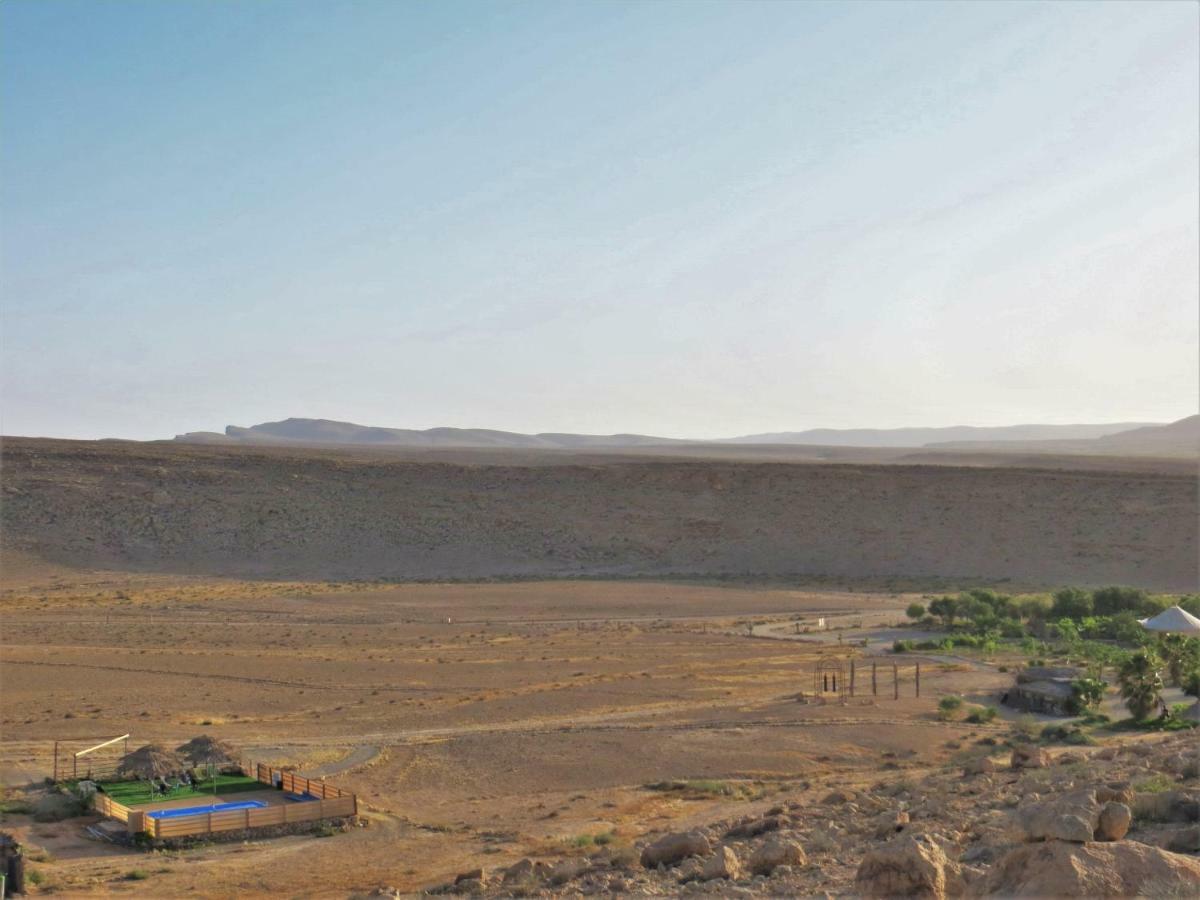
[0,576,1017,897]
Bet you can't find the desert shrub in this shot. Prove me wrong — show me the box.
[125,870,150,881]
[1092,586,1156,617]
[1040,724,1094,745]
[311,822,336,838]
[1013,715,1041,740]
[1135,773,1175,794]
[905,602,926,620]
[1068,677,1107,714]
[937,696,963,721]
[965,706,998,724]
[32,791,85,822]
[893,639,914,653]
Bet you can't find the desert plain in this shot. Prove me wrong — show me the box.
[1,437,1198,897]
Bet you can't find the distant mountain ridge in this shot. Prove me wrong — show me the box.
[171,416,1198,456]
[723,423,1154,447]
[176,418,690,449]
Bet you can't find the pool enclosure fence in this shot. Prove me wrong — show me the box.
[91,762,357,840]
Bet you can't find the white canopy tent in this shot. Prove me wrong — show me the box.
[1139,606,1200,634]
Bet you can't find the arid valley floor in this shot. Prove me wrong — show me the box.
[1,439,1198,897]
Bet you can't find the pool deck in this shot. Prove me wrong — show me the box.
[132,788,288,815]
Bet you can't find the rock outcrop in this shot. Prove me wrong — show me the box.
[979,840,1200,897]
[855,834,965,899]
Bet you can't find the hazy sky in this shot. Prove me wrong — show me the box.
[3,0,1197,440]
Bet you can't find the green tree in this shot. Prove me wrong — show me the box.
[1118,651,1164,722]
[1051,588,1093,620]
[905,602,926,620]
[929,596,959,628]
[1158,635,1200,687]
[1092,586,1151,617]
[1069,677,1106,714]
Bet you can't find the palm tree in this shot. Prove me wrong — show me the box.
[1117,651,1164,722]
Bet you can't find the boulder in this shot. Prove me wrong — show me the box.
[873,810,911,839]
[1165,824,1200,853]
[502,858,552,883]
[962,756,996,776]
[855,834,965,899]
[1095,802,1131,842]
[1010,745,1049,769]
[725,814,788,839]
[454,868,486,885]
[1014,791,1100,843]
[1095,784,1134,805]
[978,840,1200,897]
[749,838,807,875]
[640,831,711,868]
[701,845,743,881]
[822,788,856,805]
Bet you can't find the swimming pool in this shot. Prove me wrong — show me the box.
[147,799,268,819]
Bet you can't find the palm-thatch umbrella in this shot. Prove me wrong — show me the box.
[117,744,186,800]
[176,736,237,805]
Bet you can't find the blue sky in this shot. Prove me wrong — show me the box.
[2,0,1197,440]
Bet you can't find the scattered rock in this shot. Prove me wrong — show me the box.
[749,838,806,875]
[979,839,1200,897]
[823,789,856,805]
[1095,802,1131,842]
[855,834,965,899]
[725,814,787,839]
[1014,791,1100,843]
[700,845,743,881]
[640,831,711,868]
[873,810,911,839]
[1010,745,1049,770]
[1165,824,1200,853]
[963,756,996,776]
[454,868,486,885]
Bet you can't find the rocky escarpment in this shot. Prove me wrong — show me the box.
[2,438,1196,588]
[406,732,1200,898]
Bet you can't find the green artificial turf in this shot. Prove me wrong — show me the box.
[98,773,263,806]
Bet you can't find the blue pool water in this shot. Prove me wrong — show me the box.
[147,799,268,819]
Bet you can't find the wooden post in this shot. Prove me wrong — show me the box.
[872,662,877,696]
[245,808,251,829]
[850,661,856,697]
[893,663,899,700]
[53,741,59,782]
[915,662,921,697]
[207,812,213,835]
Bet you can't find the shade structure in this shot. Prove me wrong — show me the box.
[1139,606,1200,634]
[116,744,186,780]
[175,735,237,768]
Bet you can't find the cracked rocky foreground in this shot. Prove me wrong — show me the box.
[403,733,1200,898]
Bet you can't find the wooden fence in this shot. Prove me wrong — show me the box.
[149,793,356,839]
[91,762,357,840]
[93,791,130,823]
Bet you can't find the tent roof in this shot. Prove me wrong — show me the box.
[1139,606,1200,634]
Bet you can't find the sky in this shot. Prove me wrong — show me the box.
[2,0,1197,441]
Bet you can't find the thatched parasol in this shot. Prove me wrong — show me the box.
[176,735,238,805]
[116,744,186,790]
[117,743,185,779]
[175,735,237,768]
